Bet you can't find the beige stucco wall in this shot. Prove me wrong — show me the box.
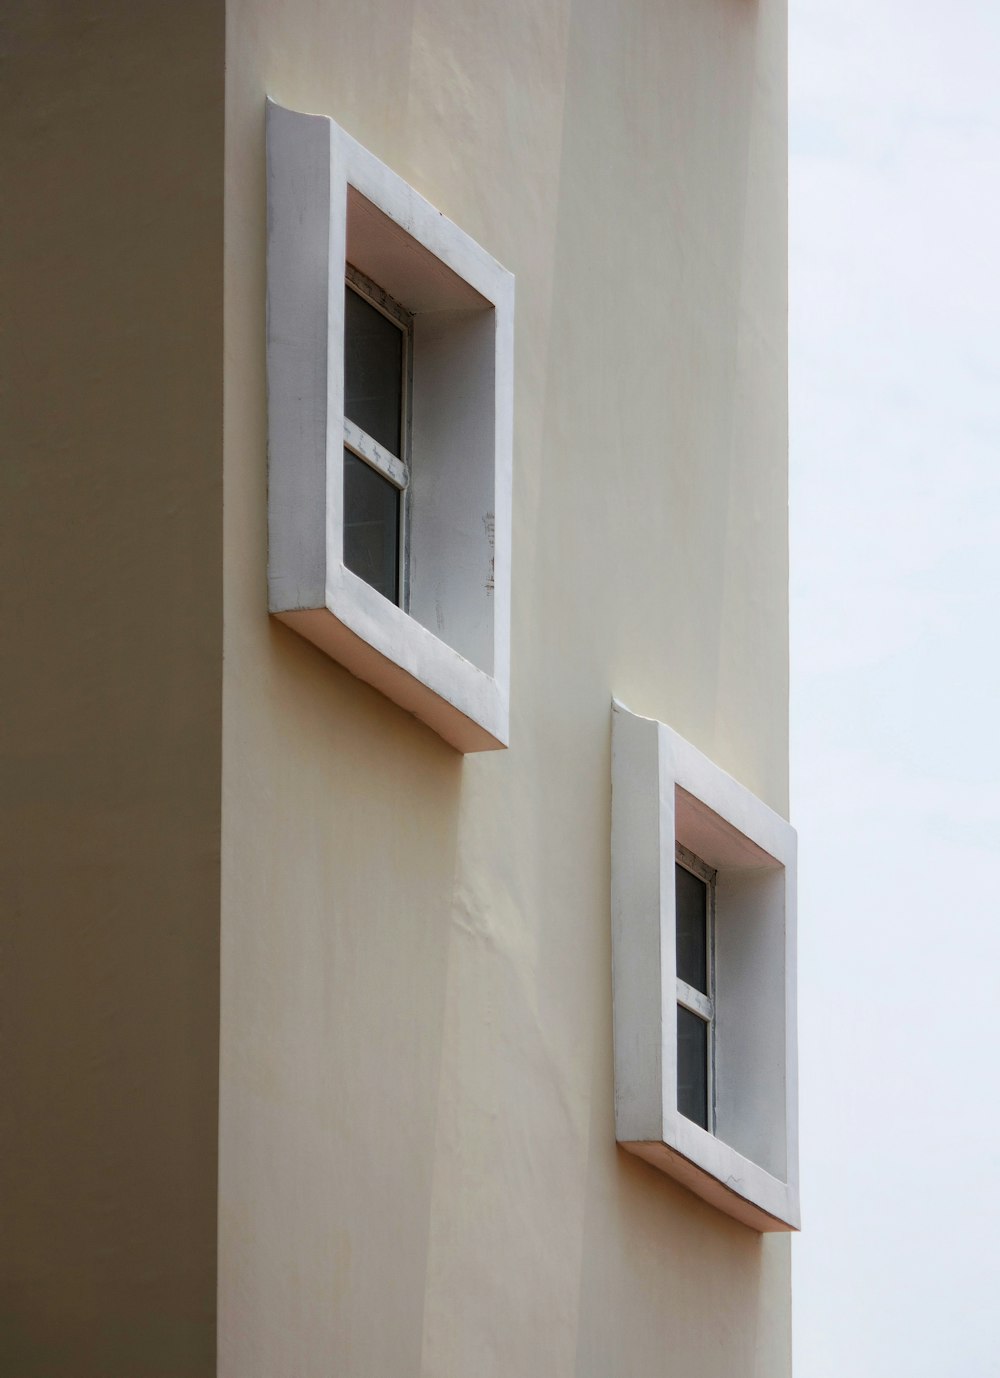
[1,3,224,1373]
[220,0,789,1375]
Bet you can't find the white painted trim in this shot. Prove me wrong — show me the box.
[676,980,713,1022]
[675,842,716,886]
[611,699,800,1232]
[343,419,410,490]
[266,100,514,752]
[345,262,414,330]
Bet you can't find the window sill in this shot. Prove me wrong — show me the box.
[622,1129,798,1233]
[276,567,508,753]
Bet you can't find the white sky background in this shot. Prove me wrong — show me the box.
[790,1,1000,1373]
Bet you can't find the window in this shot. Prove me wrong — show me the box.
[675,846,715,1131]
[610,700,800,1232]
[342,268,412,605]
[266,101,514,753]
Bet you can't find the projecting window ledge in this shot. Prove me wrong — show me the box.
[611,699,800,1232]
[624,1139,797,1234]
[266,100,513,752]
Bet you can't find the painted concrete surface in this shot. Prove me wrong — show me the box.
[0,2,224,1373]
[220,0,790,1374]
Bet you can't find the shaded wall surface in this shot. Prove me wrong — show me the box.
[0,4,224,1374]
[220,0,790,1375]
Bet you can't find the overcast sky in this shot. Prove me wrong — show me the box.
[789,1,1000,1373]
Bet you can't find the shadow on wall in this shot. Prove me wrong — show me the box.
[218,616,465,1377]
[0,1,225,1374]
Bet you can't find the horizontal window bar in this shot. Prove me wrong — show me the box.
[676,978,713,1023]
[675,841,717,885]
[344,417,410,491]
[346,263,413,329]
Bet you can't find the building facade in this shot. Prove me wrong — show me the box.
[3,0,792,1373]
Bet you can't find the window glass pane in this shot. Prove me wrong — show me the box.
[344,285,403,456]
[675,863,708,993]
[343,449,399,602]
[677,1004,709,1129]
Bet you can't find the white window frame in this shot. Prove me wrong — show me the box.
[611,700,800,1232]
[266,100,514,753]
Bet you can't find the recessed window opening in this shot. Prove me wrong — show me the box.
[675,843,716,1131]
[343,265,413,605]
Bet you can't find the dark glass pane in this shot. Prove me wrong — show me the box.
[343,449,399,602]
[344,286,403,455]
[677,1005,709,1129]
[675,863,708,993]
